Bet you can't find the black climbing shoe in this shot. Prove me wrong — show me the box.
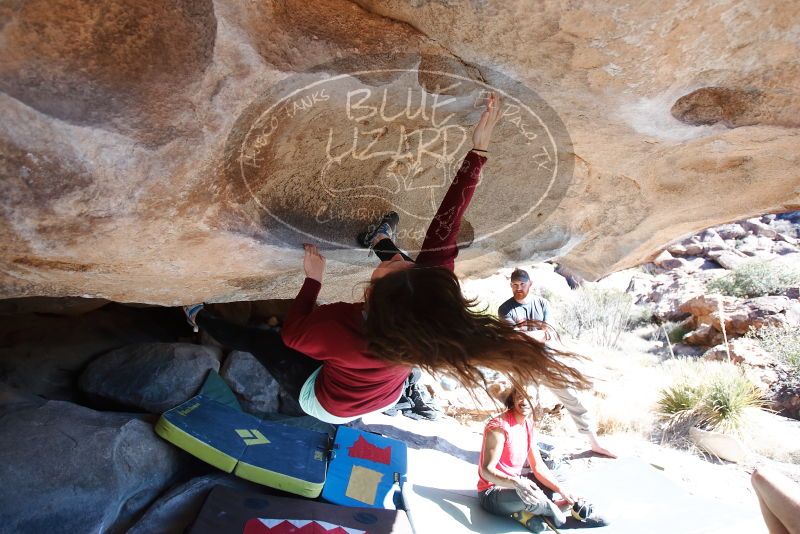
[357,211,400,248]
[383,376,442,421]
[562,499,609,528]
[405,382,442,421]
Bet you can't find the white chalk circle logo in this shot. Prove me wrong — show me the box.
[232,56,573,260]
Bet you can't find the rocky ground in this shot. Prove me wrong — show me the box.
[0,213,798,532]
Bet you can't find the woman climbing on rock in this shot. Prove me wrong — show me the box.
[185,92,589,424]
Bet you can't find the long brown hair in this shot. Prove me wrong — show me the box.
[364,266,591,395]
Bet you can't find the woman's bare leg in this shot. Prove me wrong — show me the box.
[752,467,800,534]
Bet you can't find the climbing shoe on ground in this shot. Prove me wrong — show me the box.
[382,379,442,420]
[511,510,551,533]
[382,397,413,417]
[183,304,204,333]
[405,381,442,421]
[357,211,400,248]
[562,499,609,528]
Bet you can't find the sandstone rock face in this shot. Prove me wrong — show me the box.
[634,270,714,321]
[1,0,799,304]
[702,338,774,367]
[0,0,217,145]
[671,87,800,129]
[679,295,800,346]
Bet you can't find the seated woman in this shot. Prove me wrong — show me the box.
[478,385,607,532]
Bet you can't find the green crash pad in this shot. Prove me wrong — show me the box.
[198,369,242,411]
[155,393,330,498]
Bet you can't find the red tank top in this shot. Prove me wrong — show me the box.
[477,411,534,491]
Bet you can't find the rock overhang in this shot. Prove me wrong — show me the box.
[1,0,798,305]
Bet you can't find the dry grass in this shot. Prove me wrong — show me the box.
[747,324,800,373]
[534,338,664,438]
[593,363,662,436]
[552,288,638,349]
[458,267,796,466]
[706,260,800,298]
[560,337,799,466]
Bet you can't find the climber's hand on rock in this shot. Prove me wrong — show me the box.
[472,92,502,151]
[303,243,326,283]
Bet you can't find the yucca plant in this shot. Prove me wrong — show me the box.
[657,382,706,417]
[657,361,764,435]
[697,375,764,433]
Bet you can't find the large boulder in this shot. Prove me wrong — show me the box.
[1,0,799,304]
[740,218,779,240]
[219,350,281,416]
[769,369,800,421]
[684,323,723,347]
[707,249,748,270]
[736,234,777,257]
[702,338,774,367]
[0,304,185,401]
[0,400,185,533]
[79,342,221,413]
[636,270,719,321]
[715,224,747,241]
[773,241,800,256]
[679,295,800,346]
[697,229,727,251]
[653,250,676,268]
[129,474,270,534]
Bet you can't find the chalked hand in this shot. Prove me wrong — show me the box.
[303,243,326,283]
[472,91,502,152]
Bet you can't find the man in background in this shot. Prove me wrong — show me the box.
[498,268,617,458]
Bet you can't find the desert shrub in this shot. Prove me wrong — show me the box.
[664,321,691,344]
[629,304,655,328]
[639,263,658,276]
[658,381,705,415]
[669,327,690,344]
[554,288,635,349]
[657,360,763,434]
[746,324,800,373]
[540,288,559,305]
[700,376,763,432]
[706,260,800,298]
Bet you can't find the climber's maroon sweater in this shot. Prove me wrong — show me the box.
[281,150,487,417]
